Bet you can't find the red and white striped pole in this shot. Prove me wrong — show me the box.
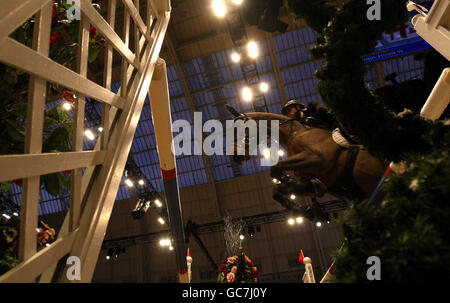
[149,59,188,282]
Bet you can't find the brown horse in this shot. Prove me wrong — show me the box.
[229,110,388,205]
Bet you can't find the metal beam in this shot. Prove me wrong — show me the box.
[165,34,226,220]
[265,32,288,104]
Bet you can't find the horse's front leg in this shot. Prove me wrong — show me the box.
[270,151,328,197]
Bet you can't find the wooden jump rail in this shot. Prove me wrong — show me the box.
[0,0,171,282]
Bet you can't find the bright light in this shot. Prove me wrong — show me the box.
[125,178,134,187]
[158,217,165,224]
[62,102,72,111]
[98,126,103,132]
[160,239,170,246]
[212,0,227,18]
[239,234,245,240]
[138,179,145,186]
[288,218,295,225]
[13,212,18,217]
[36,228,40,232]
[169,245,174,251]
[290,194,296,200]
[232,0,243,5]
[106,255,110,260]
[231,52,241,63]
[242,87,252,102]
[84,129,95,140]
[326,221,330,224]
[2,214,11,220]
[278,150,284,156]
[45,243,50,247]
[154,199,162,207]
[296,217,303,224]
[316,222,322,227]
[263,148,271,159]
[259,82,269,92]
[247,41,258,59]
[272,178,279,184]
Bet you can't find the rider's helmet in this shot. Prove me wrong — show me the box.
[281,99,305,115]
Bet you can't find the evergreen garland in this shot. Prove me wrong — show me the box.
[286,0,450,281]
[286,0,448,162]
[333,126,450,282]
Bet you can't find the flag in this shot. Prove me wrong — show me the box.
[299,249,304,264]
[187,248,191,257]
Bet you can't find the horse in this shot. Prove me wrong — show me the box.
[227,108,388,220]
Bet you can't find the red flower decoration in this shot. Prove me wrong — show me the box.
[62,90,75,104]
[251,266,258,277]
[52,4,58,20]
[13,179,23,187]
[90,26,98,39]
[50,32,58,46]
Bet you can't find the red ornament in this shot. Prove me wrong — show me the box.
[298,249,304,264]
[52,4,58,20]
[90,26,98,38]
[50,32,58,46]
[62,90,75,104]
[13,179,23,187]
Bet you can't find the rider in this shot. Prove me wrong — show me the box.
[281,99,336,129]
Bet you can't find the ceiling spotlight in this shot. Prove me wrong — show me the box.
[290,194,296,200]
[158,217,165,224]
[242,87,252,102]
[84,129,95,141]
[13,212,19,217]
[62,102,72,111]
[36,228,40,232]
[2,214,11,220]
[231,52,241,63]
[45,243,50,247]
[247,41,259,59]
[272,178,279,184]
[98,126,103,132]
[154,199,162,207]
[138,179,145,186]
[316,222,322,227]
[160,239,170,246]
[106,255,110,260]
[278,150,284,156]
[239,234,245,240]
[232,0,243,5]
[296,217,303,224]
[125,178,134,187]
[259,82,269,92]
[169,245,174,251]
[288,218,295,225]
[212,0,227,18]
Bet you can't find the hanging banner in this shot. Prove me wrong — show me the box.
[363,0,434,63]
